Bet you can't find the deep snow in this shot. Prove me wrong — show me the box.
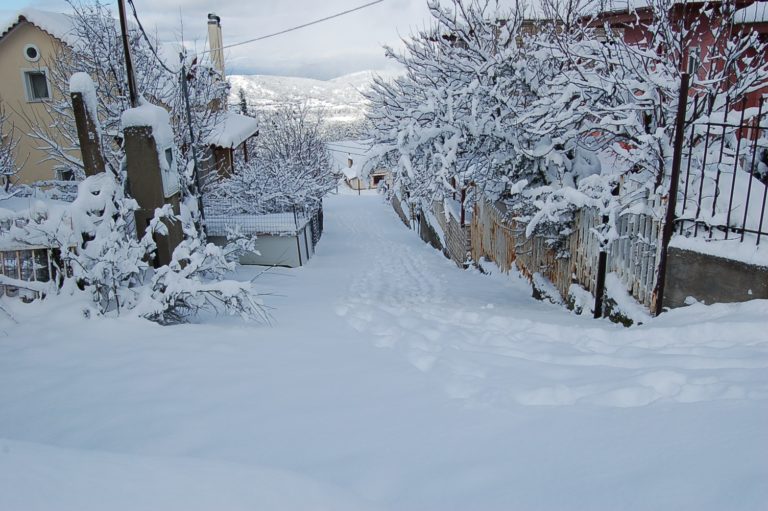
[1,192,767,510]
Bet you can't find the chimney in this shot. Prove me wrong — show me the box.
[207,13,225,77]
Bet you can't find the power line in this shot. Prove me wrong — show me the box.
[327,147,368,157]
[126,0,175,74]
[201,0,384,54]
[326,143,372,152]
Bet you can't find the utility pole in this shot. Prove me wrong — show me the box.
[180,52,208,238]
[117,0,138,107]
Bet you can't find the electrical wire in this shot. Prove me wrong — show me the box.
[127,0,385,76]
[126,0,176,73]
[326,147,368,156]
[201,0,384,54]
[326,142,372,151]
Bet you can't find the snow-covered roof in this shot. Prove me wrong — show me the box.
[206,112,259,148]
[589,0,768,20]
[0,9,75,45]
[1,9,184,71]
[735,1,768,23]
[327,140,372,180]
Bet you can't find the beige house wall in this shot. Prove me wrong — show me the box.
[0,21,79,184]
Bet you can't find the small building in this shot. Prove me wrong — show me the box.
[205,111,259,177]
[327,140,391,191]
[200,14,259,178]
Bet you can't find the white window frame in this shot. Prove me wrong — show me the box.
[687,47,702,76]
[21,67,51,102]
[23,43,40,62]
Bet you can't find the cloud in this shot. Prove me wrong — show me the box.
[130,0,431,79]
[7,0,535,79]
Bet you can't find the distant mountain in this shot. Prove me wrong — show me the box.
[227,70,402,138]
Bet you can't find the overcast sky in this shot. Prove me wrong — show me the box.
[2,0,446,79]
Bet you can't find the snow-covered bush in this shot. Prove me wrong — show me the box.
[138,233,267,325]
[5,171,266,324]
[64,173,152,313]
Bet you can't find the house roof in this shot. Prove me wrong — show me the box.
[0,9,76,45]
[735,1,768,23]
[327,140,381,180]
[206,112,259,148]
[0,9,186,70]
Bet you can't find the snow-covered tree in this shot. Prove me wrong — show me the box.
[238,87,248,116]
[0,103,22,192]
[365,0,533,211]
[365,0,768,241]
[211,102,335,214]
[26,0,227,192]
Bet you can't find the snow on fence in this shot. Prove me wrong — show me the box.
[391,195,411,227]
[205,205,318,237]
[204,200,324,267]
[471,200,571,298]
[573,206,662,310]
[0,248,55,301]
[471,198,662,312]
[430,199,471,267]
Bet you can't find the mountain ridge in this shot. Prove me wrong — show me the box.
[227,69,402,133]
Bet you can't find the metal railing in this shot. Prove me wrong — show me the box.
[203,198,323,239]
[677,94,768,246]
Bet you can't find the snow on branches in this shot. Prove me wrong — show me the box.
[26,0,227,189]
[211,103,335,215]
[4,172,266,324]
[0,103,22,192]
[365,0,768,241]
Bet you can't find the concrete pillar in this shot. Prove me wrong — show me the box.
[69,73,104,177]
[122,104,183,267]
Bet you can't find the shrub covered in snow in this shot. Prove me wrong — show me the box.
[6,172,266,324]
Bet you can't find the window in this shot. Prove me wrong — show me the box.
[55,168,75,181]
[23,70,50,101]
[687,48,702,75]
[23,44,40,62]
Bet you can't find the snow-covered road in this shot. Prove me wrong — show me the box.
[1,193,767,510]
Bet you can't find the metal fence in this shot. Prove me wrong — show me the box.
[0,248,56,300]
[308,205,323,249]
[204,199,322,238]
[677,94,768,245]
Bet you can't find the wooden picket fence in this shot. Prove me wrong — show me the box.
[470,198,663,312]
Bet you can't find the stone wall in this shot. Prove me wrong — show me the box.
[664,247,768,307]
